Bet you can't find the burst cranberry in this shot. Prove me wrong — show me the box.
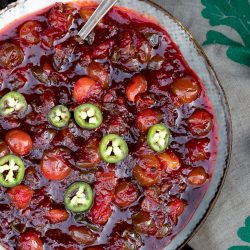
[19,21,42,44]
[141,196,160,212]
[114,181,138,208]
[92,40,114,59]
[188,167,208,186]
[168,198,185,225]
[171,76,201,104]
[126,74,147,102]
[94,171,118,203]
[136,109,162,132]
[17,231,43,250]
[133,155,161,187]
[5,130,33,156]
[132,211,157,235]
[158,150,181,171]
[186,138,211,162]
[107,116,128,134]
[75,137,101,168]
[48,3,73,34]
[7,185,33,209]
[135,93,156,111]
[40,147,72,181]
[187,109,213,136]
[89,202,113,225]
[0,43,24,69]
[47,209,69,224]
[87,61,109,88]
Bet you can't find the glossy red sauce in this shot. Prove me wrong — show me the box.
[0,3,218,249]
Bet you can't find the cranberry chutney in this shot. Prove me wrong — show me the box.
[0,2,218,250]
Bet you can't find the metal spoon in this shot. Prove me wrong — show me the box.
[78,0,118,40]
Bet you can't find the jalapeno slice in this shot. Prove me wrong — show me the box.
[99,134,128,163]
[0,155,25,188]
[147,124,170,152]
[48,105,71,128]
[64,182,93,213]
[74,104,103,129]
[0,91,27,117]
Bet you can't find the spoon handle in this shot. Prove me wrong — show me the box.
[78,0,118,40]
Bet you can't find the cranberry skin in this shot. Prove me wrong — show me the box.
[188,167,208,186]
[133,155,161,187]
[48,3,73,34]
[168,198,185,225]
[126,74,147,102]
[7,185,33,209]
[40,147,72,181]
[132,211,157,235]
[158,150,181,171]
[136,108,162,133]
[46,209,69,224]
[5,130,33,156]
[87,61,109,88]
[141,196,160,213]
[171,76,201,104]
[0,140,9,158]
[186,138,211,162]
[0,43,24,69]
[114,181,138,208]
[75,137,101,168]
[73,77,97,103]
[17,231,43,250]
[135,93,155,111]
[19,21,42,44]
[94,171,118,203]
[69,226,98,245]
[92,40,114,59]
[89,202,112,225]
[187,109,213,136]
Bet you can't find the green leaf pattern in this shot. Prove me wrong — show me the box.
[228,216,250,250]
[201,0,250,66]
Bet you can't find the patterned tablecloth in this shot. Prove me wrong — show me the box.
[152,1,250,250]
[0,1,249,250]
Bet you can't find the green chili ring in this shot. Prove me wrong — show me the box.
[0,155,25,188]
[147,123,170,152]
[99,134,128,163]
[74,104,103,129]
[48,105,71,128]
[0,91,27,117]
[64,181,93,213]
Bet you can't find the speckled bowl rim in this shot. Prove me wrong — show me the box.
[0,0,232,249]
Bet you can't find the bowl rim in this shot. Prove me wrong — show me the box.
[0,0,233,249]
[144,0,232,249]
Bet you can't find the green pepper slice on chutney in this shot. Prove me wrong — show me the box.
[64,182,93,213]
[74,103,103,129]
[48,105,70,128]
[147,123,170,152]
[99,134,128,163]
[0,155,25,188]
[0,91,27,117]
